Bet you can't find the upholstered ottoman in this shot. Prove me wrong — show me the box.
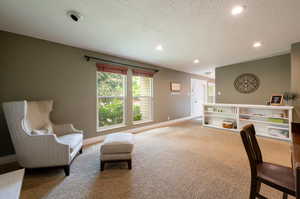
[100,133,134,171]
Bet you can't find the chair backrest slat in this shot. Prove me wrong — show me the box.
[240,124,263,175]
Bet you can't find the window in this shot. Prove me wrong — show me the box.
[207,82,215,103]
[132,75,153,123]
[97,72,126,129]
[96,63,155,130]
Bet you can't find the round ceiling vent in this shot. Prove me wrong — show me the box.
[67,11,83,22]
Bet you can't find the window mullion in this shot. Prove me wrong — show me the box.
[126,69,133,126]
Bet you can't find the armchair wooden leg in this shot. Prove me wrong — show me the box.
[64,165,70,176]
[79,147,83,154]
[100,161,105,171]
[127,159,132,170]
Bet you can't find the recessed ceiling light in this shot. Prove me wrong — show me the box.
[193,59,199,64]
[253,42,262,48]
[156,45,163,51]
[231,5,245,16]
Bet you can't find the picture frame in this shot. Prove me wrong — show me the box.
[170,82,181,92]
[270,94,283,106]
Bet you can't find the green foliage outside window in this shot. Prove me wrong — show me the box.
[133,104,142,121]
[97,72,124,97]
[98,98,124,127]
[98,72,144,128]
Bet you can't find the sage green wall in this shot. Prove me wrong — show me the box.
[0,30,212,157]
[215,54,291,105]
[291,42,300,122]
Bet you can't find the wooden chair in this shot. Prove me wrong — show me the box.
[240,124,295,199]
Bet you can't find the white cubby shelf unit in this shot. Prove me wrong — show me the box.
[202,103,293,141]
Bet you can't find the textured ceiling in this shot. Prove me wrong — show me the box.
[0,0,300,78]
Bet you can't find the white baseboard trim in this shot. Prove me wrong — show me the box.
[83,115,197,146]
[0,116,197,165]
[125,116,197,134]
[0,154,17,165]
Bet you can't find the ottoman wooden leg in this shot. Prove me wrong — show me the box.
[64,165,70,176]
[100,160,105,171]
[127,159,132,170]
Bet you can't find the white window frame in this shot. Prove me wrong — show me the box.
[97,72,127,131]
[132,76,154,125]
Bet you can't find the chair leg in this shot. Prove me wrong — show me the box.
[64,165,70,176]
[100,161,105,171]
[79,147,83,154]
[127,159,132,170]
[282,193,288,199]
[256,181,261,194]
[249,178,258,199]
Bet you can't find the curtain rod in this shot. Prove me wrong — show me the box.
[84,55,159,73]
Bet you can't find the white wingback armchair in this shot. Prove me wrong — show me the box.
[2,100,83,176]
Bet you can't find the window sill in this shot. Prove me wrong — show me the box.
[97,124,126,132]
[97,120,154,133]
[133,120,154,125]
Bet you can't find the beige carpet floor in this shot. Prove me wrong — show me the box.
[19,120,294,199]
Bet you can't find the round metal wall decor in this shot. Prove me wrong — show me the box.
[234,73,260,94]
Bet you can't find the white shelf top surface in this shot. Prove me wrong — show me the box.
[204,103,293,110]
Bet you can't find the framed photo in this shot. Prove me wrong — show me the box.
[270,94,283,106]
[170,82,181,92]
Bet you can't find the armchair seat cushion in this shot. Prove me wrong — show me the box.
[57,133,83,153]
